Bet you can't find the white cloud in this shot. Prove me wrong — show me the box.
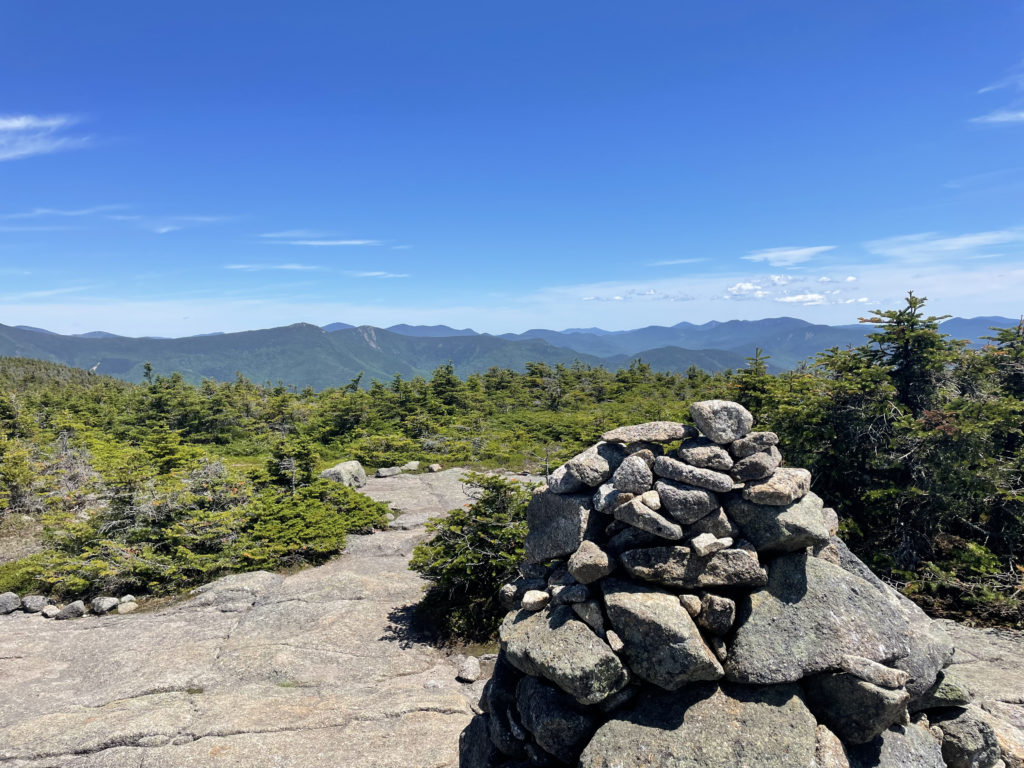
[776,293,826,305]
[350,271,409,279]
[225,264,322,272]
[727,282,769,299]
[0,114,90,162]
[865,228,1024,262]
[1,205,126,219]
[971,110,1024,124]
[845,276,856,282]
[284,239,381,246]
[770,275,796,285]
[741,245,835,267]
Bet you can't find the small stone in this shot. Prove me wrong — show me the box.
[620,546,767,589]
[698,594,736,635]
[55,600,86,620]
[41,605,60,618]
[319,459,367,488]
[120,594,136,604]
[730,447,782,481]
[0,592,20,614]
[729,431,780,458]
[841,655,911,690]
[572,600,606,635]
[725,491,829,553]
[602,421,697,444]
[804,672,911,744]
[822,507,840,536]
[374,466,402,478]
[400,460,420,471]
[568,541,614,585]
[20,595,51,613]
[546,463,587,494]
[428,463,443,473]
[742,467,812,505]
[90,596,120,615]
[611,454,654,495]
[592,482,623,513]
[654,479,719,524]
[547,563,576,587]
[690,400,754,444]
[457,656,482,683]
[709,636,729,663]
[524,488,594,564]
[116,602,139,615]
[652,455,735,493]
[931,708,1002,768]
[679,594,702,617]
[499,583,520,609]
[606,630,625,653]
[564,442,627,487]
[552,584,590,606]
[814,541,842,565]
[690,532,732,557]
[521,590,550,611]
[516,676,597,765]
[612,497,683,540]
[640,489,661,511]
[628,448,656,467]
[815,724,852,768]
[676,436,734,471]
[687,507,739,539]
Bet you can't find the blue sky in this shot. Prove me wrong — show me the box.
[1,1,1022,336]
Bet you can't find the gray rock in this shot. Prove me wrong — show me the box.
[611,454,654,495]
[676,436,734,471]
[521,590,550,611]
[652,455,734,492]
[604,524,674,556]
[654,478,720,524]
[457,655,482,683]
[848,723,947,768]
[686,506,738,539]
[724,491,829,553]
[690,399,754,444]
[572,599,606,635]
[400,460,420,471]
[602,578,723,688]
[117,601,139,615]
[120,594,136,603]
[499,605,628,705]
[640,489,661,511]
[547,463,587,494]
[624,441,665,458]
[524,489,594,564]
[823,506,840,535]
[374,465,402,478]
[547,563,576,586]
[20,595,51,613]
[516,676,597,764]
[690,532,731,557]
[606,629,625,653]
[580,683,817,768]
[565,442,626,487]
[729,431,779,458]
[602,421,697,444]
[912,670,973,711]
[698,594,736,635]
[568,541,614,585]
[804,671,911,744]
[482,655,527,756]
[459,714,503,768]
[0,591,20,614]
[816,724,852,768]
[627,448,656,467]
[841,654,911,690]
[592,482,622,513]
[427,462,443,472]
[91,596,121,615]
[551,583,590,606]
[730,446,782,481]
[679,593,702,617]
[620,545,767,590]
[727,553,912,684]
[55,600,86,620]
[40,604,60,618]
[742,467,811,505]
[612,496,683,540]
[319,459,367,488]
[932,708,1002,768]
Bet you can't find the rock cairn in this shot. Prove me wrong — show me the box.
[461,400,1002,768]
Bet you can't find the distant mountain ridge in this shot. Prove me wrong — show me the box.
[2,315,1015,390]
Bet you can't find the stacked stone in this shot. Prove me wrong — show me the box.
[462,400,993,768]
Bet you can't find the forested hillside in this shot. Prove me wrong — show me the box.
[0,296,1021,629]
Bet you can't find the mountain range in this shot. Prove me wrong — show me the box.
[0,315,1016,390]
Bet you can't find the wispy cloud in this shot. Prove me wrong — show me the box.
[648,258,706,267]
[865,228,1024,262]
[284,239,381,247]
[583,288,693,302]
[0,225,71,232]
[1,205,127,219]
[0,115,90,162]
[0,285,90,301]
[971,110,1024,125]
[225,264,322,272]
[349,271,409,278]
[741,245,835,267]
[259,230,327,239]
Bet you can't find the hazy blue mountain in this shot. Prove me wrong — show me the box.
[321,322,355,332]
[384,324,479,337]
[14,325,58,334]
[939,316,1019,346]
[76,331,124,339]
